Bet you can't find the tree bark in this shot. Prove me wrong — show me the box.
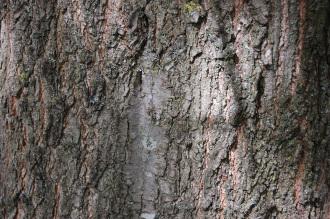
[0,0,329,218]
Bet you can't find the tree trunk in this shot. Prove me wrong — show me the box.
[0,0,329,218]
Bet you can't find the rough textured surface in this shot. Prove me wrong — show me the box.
[0,0,329,218]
